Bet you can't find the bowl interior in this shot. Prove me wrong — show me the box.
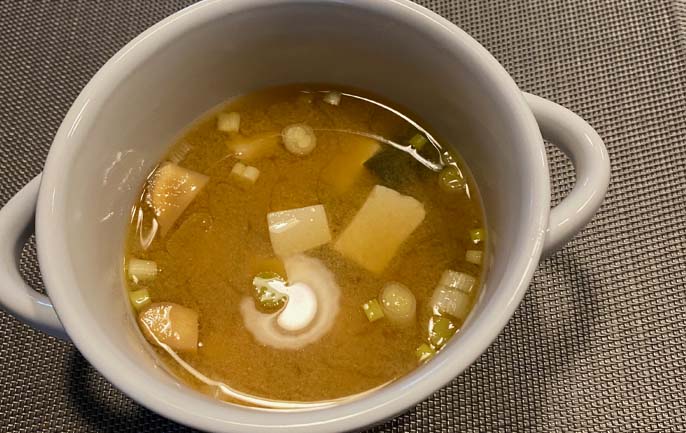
[39,1,548,431]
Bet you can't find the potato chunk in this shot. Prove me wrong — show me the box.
[267,205,332,257]
[147,163,208,236]
[334,185,425,273]
[138,302,199,353]
[322,135,380,194]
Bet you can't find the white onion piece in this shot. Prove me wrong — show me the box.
[282,123,317,156]
[217,112,240,133]
[128,258,157,283]
[240,254,340,350]
[430,286,471,320]
[438,270,476,294]
[378,282,416,327]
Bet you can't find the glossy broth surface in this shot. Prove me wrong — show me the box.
[124,85,485,407]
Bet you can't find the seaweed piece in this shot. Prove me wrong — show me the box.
[363,147,420,188]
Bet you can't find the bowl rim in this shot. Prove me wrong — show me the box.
[36,0,549,432]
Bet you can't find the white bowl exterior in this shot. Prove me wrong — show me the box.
[36,1,549,432]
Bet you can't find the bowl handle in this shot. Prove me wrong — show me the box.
[0,174,68,339]
[524,93,611,256]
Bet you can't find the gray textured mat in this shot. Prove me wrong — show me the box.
[1,1,685,432]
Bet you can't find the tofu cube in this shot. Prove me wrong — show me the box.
[334,185,425,273]
[268,205,332,257]
[230,162,260,185]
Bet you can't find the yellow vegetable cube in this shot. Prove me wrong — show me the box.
[322,135,380,194]
[228,133,281,161]
[334,185,425,273]
[267,204,332,257]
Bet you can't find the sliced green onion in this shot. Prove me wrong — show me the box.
[438,270,476,294]
[217,112,240,133]
[323,91,342,106]
[469,228,484,244]
[361,299,384,322]
[408,133,428,150]
[415,343,436,362]
[465,250,483,265]
[127,258,158,283]
[129,288,151,311]
[428,315,457,349]
[253,272,287,312]
[438,166,466,193]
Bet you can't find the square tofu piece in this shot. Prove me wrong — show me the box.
[268,205,332,257]
[334,185,425,273]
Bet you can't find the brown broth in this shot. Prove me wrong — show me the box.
[124,85,485,406]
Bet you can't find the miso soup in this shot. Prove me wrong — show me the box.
[123,85,486,408]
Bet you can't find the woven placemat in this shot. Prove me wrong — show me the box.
[1,1,685,432]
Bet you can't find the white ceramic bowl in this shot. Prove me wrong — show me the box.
[0,1,610,432]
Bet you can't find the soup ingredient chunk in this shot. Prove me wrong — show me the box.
[282,123,317,156]
[128,288,151,311]
[230,162,260,185]
[240,254,340,350]
[323,91,341,106]
[138,302,199,353]
[228,133,281,161]
[321,135,380,194]
[334,185,425,273]
[438,165,466,193]
[252,272,288,312]
[408,133,428,151]
[364,148,418,188]
[428,315,457,348]
[147,163,209,236]
[465,250,483,265]
[430,287,470,320]
[267,204,332,257]
[217,112,240,133]
[439,270,476,294]
[415,343,436,362]
[430,270,476,320]
[378,282,416,327]
[127,258,158,283]
[168,142,193,164]
[361,299,384,322]
[469,228,484,244]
